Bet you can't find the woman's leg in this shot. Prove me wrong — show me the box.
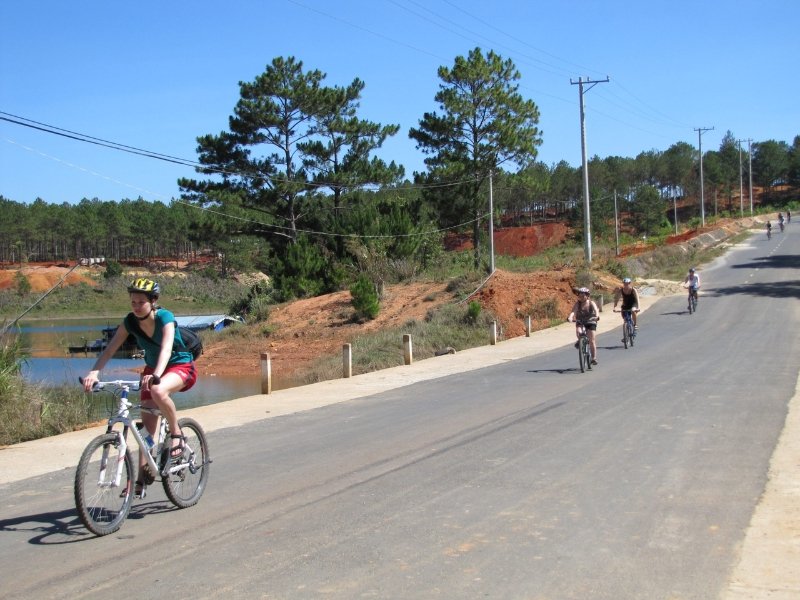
[588,330,597,360]
[148,372,185,453]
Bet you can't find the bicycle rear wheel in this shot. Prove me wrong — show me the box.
[74,433,134,536]
[585,342,593,370]
[578,338,586,373]
[162,417,210,508]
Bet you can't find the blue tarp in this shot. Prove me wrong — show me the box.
[174,314,245,331]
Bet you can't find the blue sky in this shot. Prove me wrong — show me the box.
[1,0,797,204]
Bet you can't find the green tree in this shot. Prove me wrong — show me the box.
[662,142,695,198]
[631,185,666,236]
[789,135,800,187]
[180,56,401,266]
[753,139,791,201]
[409,47,542,268]
[304,80,404,211]
[717,131,741,212]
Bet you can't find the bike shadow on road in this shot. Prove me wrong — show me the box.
[0,507,91,545]
[0,500,174,545]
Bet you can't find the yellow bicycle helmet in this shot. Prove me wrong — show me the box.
[127,278,160,298]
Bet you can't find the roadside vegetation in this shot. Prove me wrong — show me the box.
[0,332,98,446]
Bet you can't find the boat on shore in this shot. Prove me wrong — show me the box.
[66,314,243,358]
[67,326,142,358]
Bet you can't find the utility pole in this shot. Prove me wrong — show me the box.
[613,190,619,256]
[695,127,714,227]
[571,76,609,264]
[488,171,495,274]
[737,139,745,217]
[746,138,754,215]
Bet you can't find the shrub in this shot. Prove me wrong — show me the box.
[351,275,380,321]
[466,300,482,323]
[103,260,123,279]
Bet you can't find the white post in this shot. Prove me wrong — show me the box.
[342,343,352,378]
[260,352,272,395]
[525,315,531,337]
[490,321,497,346]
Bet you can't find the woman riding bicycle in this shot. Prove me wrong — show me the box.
[613,277,640,333]
[82,278,197,496]
[567,287,600,365]
[684,267,700,309]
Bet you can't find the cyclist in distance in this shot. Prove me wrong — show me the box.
[766,220,772,238]
[567,287,600,365]
[613,277,640,332]
[684,267,701,310]
[778,212,785,232]
[787,210,791,223]
[82,278,197,496]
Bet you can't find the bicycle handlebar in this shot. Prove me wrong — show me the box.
[78,374,160,392]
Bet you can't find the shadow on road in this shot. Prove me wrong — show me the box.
[0,500,174,544]
[731,254,800,271]
[705,280,800,300]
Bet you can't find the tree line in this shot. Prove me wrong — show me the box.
[3,50,798,300]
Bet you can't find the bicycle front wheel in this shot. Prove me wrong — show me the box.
[628,323,635,347]
[162,417,210,509]
[74,433,134,536]
[578,338,586,373]
[622,322,629,349]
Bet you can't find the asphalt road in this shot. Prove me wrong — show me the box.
[1,228,798,599]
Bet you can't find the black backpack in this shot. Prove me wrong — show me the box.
[125,314,203,360]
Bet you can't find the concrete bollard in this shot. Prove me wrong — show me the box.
[525,315,531,337]
[403,334,413,365]
[490,321,497,345]
[343,343,352,378]
[260,352,272,395]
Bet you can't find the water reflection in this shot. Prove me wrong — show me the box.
[15,318,261,409]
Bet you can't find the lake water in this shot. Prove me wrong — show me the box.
[14,317,262,410]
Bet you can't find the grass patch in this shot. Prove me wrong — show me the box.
[0,331,102,445]
[288,302,498,386]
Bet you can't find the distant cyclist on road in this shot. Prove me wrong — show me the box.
[766,221,772,239]
[613,277,640,332]
[684,267,700,310]
[567,287,600,365]
[778,212,785,232]
[787,210,791,223]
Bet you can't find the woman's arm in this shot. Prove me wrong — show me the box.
[83,324,129,391]
[152,321,176,379]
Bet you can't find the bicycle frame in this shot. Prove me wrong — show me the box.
[620,310,635,328]
[91,380,185,485]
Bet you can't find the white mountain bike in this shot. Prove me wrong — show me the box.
[74,377,210,536]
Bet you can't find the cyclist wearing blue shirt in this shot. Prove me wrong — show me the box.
[83,278,197,496]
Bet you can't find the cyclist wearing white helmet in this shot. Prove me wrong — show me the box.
[567,286,600,365]
[83,278,197,497]
[613,277,640,331]
[683,267,700,310]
